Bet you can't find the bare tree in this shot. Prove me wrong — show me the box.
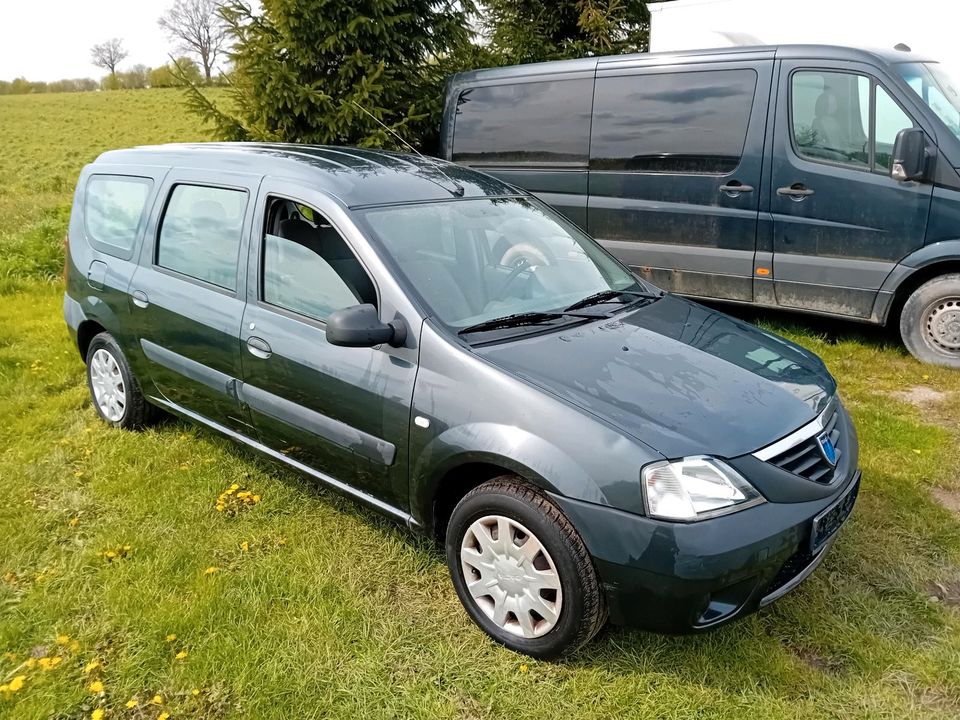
[90,38,128,75]
[158,0,229,81]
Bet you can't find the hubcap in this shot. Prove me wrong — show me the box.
[925,297,960,352]
[460,515,562,639]
[89,348,126,422]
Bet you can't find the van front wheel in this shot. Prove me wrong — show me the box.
[900,274,960,368]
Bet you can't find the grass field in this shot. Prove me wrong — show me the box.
[1,89,960,720]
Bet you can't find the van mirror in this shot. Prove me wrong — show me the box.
[891,128,928,182]
[326,304,407,348]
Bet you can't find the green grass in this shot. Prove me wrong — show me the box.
[2,89,960,719]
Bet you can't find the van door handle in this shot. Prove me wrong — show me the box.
[131,290,149,309]
[719,181,753,195]
[777,183,815,199]
[246,336,272,360]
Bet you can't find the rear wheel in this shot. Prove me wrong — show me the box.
[85,332,158,429]
[445,476,606,658]
[900,274,960,368]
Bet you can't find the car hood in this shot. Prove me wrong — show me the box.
[475,295,836,460]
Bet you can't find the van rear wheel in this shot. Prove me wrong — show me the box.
[85,332,158,429]
[900,274,960,368]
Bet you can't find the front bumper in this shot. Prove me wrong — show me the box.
[550,465,860,634]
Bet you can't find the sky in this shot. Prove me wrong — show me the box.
[0,0,181,81]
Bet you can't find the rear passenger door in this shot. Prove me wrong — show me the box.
[588,60,773,302]
[449,72,595,227]
[129,169,259,434]
[238,183,418,511]
[769,62,932,317]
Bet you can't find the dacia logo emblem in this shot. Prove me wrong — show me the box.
[817,432,837,466]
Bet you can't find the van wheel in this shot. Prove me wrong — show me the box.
[445,476,607,658]
[85,332,157,429]
[900,274,960,368]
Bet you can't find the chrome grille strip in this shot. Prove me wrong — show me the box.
[753,397,837,462]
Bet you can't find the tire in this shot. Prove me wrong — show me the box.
[900,274,960,368]
[446,476,607,658]
[85,332,158,429]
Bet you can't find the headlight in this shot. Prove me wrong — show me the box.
[641,456,764,521]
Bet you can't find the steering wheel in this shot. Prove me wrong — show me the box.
[493,257,533,300]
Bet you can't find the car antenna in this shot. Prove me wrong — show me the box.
[350,100,465,196]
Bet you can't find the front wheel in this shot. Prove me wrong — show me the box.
[900,274,960,368]
[445,477,607,658]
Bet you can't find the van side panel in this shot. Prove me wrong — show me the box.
[587,60,773,302]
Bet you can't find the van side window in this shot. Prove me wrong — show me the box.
[452,79,593,167]
[156,184,247,291]
[84,175,152,257]
[590,69,758,174]
[260,197,376,322]
[791,71,914,173]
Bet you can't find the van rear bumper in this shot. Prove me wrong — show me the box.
[549,469,859,633]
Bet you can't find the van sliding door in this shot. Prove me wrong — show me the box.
[587,58,774,302]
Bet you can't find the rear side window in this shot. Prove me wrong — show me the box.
[590,69,758,174]
[452,79,593,167]
[84,175,152,257]
[156,184,247,291]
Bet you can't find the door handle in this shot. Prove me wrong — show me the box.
[777,183,815,200]
[246,336,272,360]
[131,290,149,309]
[719,181,754,196]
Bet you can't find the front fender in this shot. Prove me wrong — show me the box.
[410,421,611,530]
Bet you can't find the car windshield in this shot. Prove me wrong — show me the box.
[898,62,960,141]
[357,196,647,332]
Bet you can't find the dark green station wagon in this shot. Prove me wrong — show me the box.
[65,143,860,657]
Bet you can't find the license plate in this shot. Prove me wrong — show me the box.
[810,474,860,552]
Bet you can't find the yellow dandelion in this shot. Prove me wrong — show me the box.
[89,680,104,693]
[191,688,200,696]
[68,517,80,527]
[175,650,188,660]
[56,634,70,645]
[204,566,218,575]
[252,495,261,503]
[150,693,163,705]
[165,633,177,642]
[215,504,225,512]
[519,663,528,673]
[240,541,249,553]
[7,675,25,692]
[74,470,85,478]
[39,656,63,671]
[125,699,138,709]
[158,713,170,720]
[25,657,37,669]
[91,709,104,720]
[83,660,101,674]
[70,641,80,652]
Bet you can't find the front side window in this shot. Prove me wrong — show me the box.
[358,197,642,331]
[452,79,593,167]
[157,184,247,290]
[791,70,914,173]
[84,175,152,255]
[590,69,758,174]
[261,197,376,322]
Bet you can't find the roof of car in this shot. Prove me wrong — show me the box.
[94,143,521,208]
[449,44,937,84]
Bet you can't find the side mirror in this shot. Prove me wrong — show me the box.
[325,304,407,348]
[891,128,928,182]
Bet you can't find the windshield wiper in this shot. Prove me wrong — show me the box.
[563,288,662,313]
[457,311,573,336]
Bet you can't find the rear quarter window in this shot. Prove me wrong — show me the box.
[83,175,153,258]
[452,79,593,167]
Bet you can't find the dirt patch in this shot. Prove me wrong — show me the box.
[926,579,960,607]
[793,646,844,675]
[889,386,950,409]
[931,487,960,515]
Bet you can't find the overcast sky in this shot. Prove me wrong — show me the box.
[0,0,180,81]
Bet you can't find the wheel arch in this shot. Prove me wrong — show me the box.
[76,319,107,360]
[886,258,960,328]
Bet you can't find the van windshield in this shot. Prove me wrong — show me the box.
[898,62,960,141]
[356,197,648,333]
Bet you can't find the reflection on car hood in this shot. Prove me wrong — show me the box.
[476,295,836,459]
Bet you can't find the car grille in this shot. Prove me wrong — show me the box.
[763,402,842,484]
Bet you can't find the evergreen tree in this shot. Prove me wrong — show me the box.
[182,0,476,150]
[483,0,650,65]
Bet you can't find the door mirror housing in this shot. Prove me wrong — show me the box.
[891,128,929,182]
[326,304,407,348]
